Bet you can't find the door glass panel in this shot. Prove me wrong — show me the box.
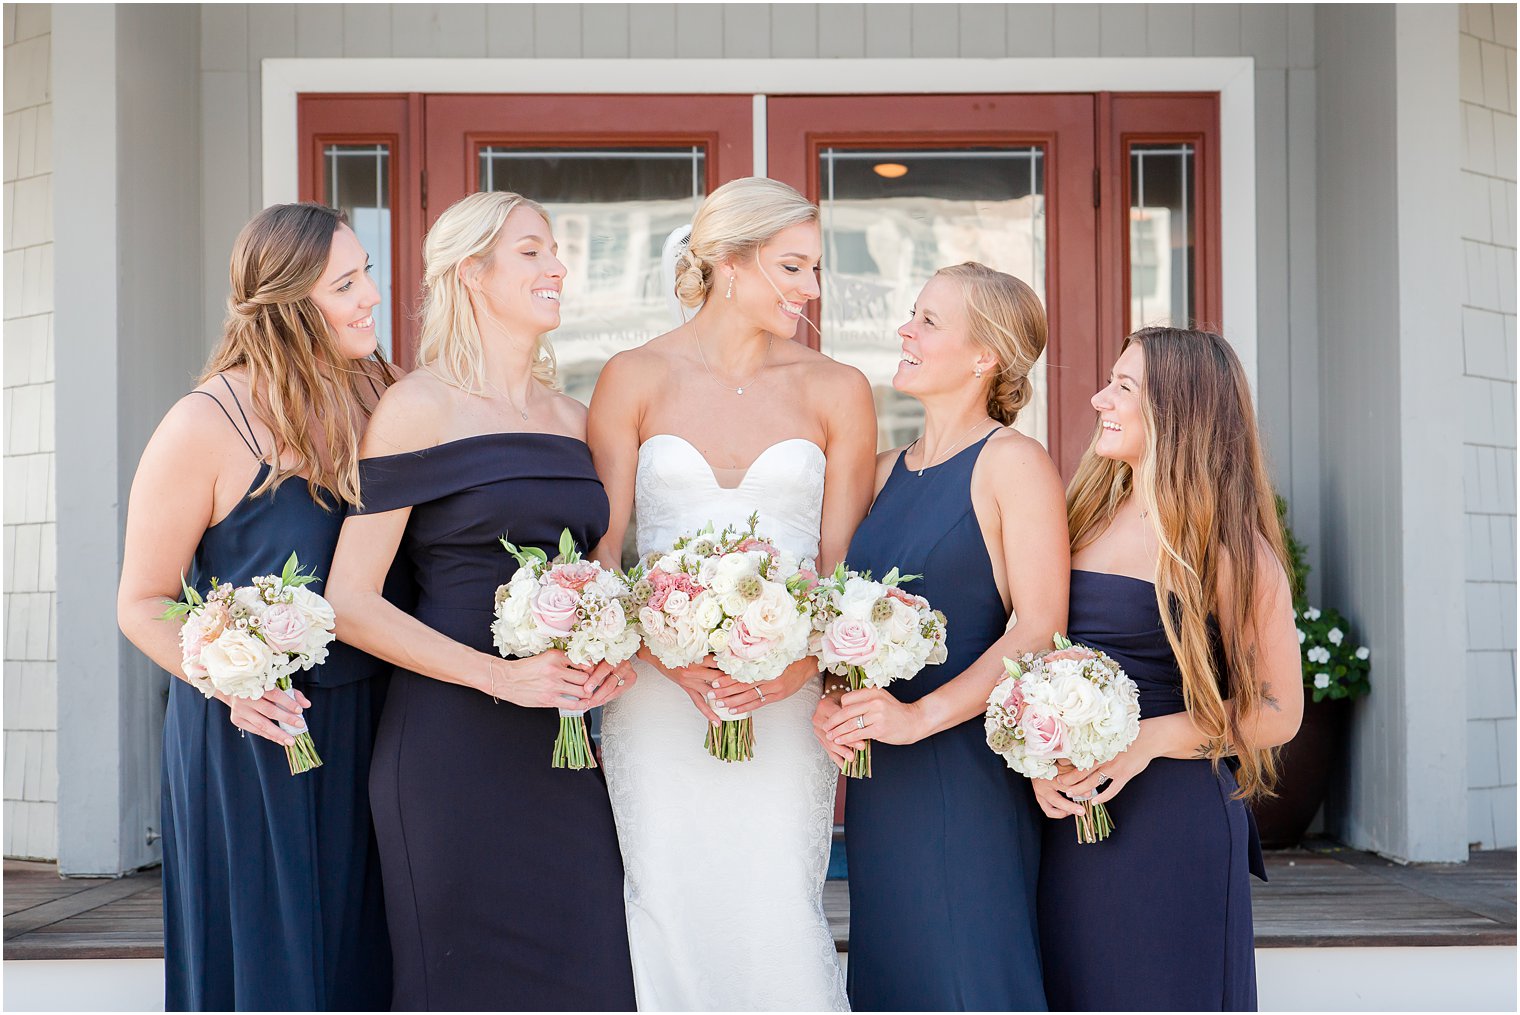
[1128,142,1195,331]
[325,143,392,358]
[818,148,1048,451]
[477,147,707,404]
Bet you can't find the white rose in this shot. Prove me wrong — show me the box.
[879,600,918,643]
[595,601,628,642]
[288,586,337,634]
[638,606,667,634]
[1355,646,1370,661]
[232,586,267,616]
[1314,673,1330,689]
[1041,671,1108,727]
[694,595,725,631]
[720,591,749,617]
[1327,627,1344,646]
[839,579,884,620]
[707,627,729,653]
[202,629,275,699]
[741,587,796,640]
[664,590,692,617]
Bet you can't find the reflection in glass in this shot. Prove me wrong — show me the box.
[818,148,1048,451]
[324,144,392,358]
[478,148,706,405]
[1128,143,1195,331]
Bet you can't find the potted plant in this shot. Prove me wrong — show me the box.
[1251,498,1372,848]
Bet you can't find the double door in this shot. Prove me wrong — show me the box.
[301,91,1218,475]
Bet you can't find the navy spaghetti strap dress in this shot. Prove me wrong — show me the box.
[160,378,391,1011]
[1038,570,1266,1011]
[840,434,1046,1011]
[356,433,635,1012]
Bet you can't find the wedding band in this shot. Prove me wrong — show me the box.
[617,677,626,687]
[1096,772,1110,786]
[757,688,767,702]
[854,715,866,730]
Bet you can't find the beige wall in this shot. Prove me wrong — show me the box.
[3,2,57,861]
[1459,2,1518,851]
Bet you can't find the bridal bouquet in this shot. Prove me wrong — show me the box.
[631,513,816,762]
[985,634,1141,843]
[811,564,948,778]
[161,552,332,775]
[492,529,641,770]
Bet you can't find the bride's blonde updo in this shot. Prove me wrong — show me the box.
[934,262,1047,426]
[673,177,819,308]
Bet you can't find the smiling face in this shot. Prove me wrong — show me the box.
[1091,342,1148,466]
[468,205,565,334]
[308,224,381,359]
[722,221,822,335]
[893,274,998,400]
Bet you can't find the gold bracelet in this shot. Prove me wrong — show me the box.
[488,659,502,704]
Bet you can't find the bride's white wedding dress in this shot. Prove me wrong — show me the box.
[601,433,849,1012]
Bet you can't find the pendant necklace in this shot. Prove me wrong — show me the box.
[486,377,532,421]
[693,320,771,396]
[909,416,996,477]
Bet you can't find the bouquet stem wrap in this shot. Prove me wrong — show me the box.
[276,677,323,775]
[844,667,872,779]
[554,709,597,770]
[1076,800,1115,844]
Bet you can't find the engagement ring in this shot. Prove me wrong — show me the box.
[854,716,866,730]
[757,688,767,702]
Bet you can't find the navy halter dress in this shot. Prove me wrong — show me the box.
[841,434,1046,1011]
[357,433,636,1011]
[1038,570,1266,1011]
[160,378,391,1011]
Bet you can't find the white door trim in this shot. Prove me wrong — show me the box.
[262,57,1257,387]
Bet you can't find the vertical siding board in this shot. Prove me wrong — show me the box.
[581,5,630,58]
[487,6,536,58]
[1145,3,1194,57]
[532,4,583,58]
[675,4,723,58]
[1287,3,1314,68]
[1005,4,1054,57]
[723,4,770,59]
[1099,4,1148,58]
[200,4,248,72]
[628,4,676,59]
[1052,4,1100,57]
[1192,3,1240,56]
[909,3,958,58]
[818,3,866,58]
[343,4,394,57]
[864,4,912,57]
[1241,4,1288,69]
[770,4,819,59]
[295,5,345,58]
[247,4,297,61]
[957,4,1005,59]
[390,5,490,57]
[201,71,251,343]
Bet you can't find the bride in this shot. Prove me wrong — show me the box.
[589,177,876,1010]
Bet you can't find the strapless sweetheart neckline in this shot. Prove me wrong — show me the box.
[638,432,825,492]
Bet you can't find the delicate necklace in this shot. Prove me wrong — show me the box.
[693,320,771,396]
[485,377,532,421]
[909,416,997,477]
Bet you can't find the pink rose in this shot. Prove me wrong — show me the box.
[724,618,777,661]
[258,603,311,653]
[1020,705,1068,758]
[795,566,820,593]
[735,537,780,560]
[530,583,580,638]
[1043,646,1096,664]
[821,618,879,667]
[884,586,925,609]
[647,587,670,611]
[1001,679,1026,717]
[549,561,600,592]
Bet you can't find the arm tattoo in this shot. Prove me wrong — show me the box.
[1261,684,1282,712]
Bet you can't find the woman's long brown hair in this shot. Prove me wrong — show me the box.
[201,203,395,509]
[1067,327,1288,799]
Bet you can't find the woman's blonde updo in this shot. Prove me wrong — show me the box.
[418,190,559,393]
[934,262,1047,425]
[673,177,819,308]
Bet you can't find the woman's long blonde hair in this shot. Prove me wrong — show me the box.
[1067,327,1288,799]
[933,262,1046,426]
[417,190,560,393]
[201,202,394,509]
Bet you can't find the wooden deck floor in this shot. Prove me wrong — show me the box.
[5,843,1514,960]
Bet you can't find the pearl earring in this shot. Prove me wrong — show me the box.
[974,367,983,379]
[726,275,734,299]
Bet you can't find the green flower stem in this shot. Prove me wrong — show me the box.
[1075,801,1115,844]
[276,675,323,776]
[706,717,754,762]
[845,666,872,779]
[552,714,598,770]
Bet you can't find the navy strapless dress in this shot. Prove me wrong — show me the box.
[1038,570,1266,1011]
[160,381,391,1011]
[841,434,1046,1011]
[357,433,635,1012]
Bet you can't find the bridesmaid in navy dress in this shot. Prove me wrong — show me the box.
[1035,327,1304,1011]
[327,191,637,1010]
[814,264,1069,1011]
[117,204,394,1009]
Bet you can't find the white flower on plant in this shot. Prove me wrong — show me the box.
[1297,628,1306,644]
[1307,646,1331,665]
[1327,627,1343,646]
[1355,646,1370,660]
[1314,673,1331,689]
[1304,606,1322,621]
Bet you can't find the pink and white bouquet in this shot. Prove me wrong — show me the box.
[985,634,1141,843]
[631,513,816,762]
[810,564,948,778]
[492,528,640,770]
[161,552,332,775]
